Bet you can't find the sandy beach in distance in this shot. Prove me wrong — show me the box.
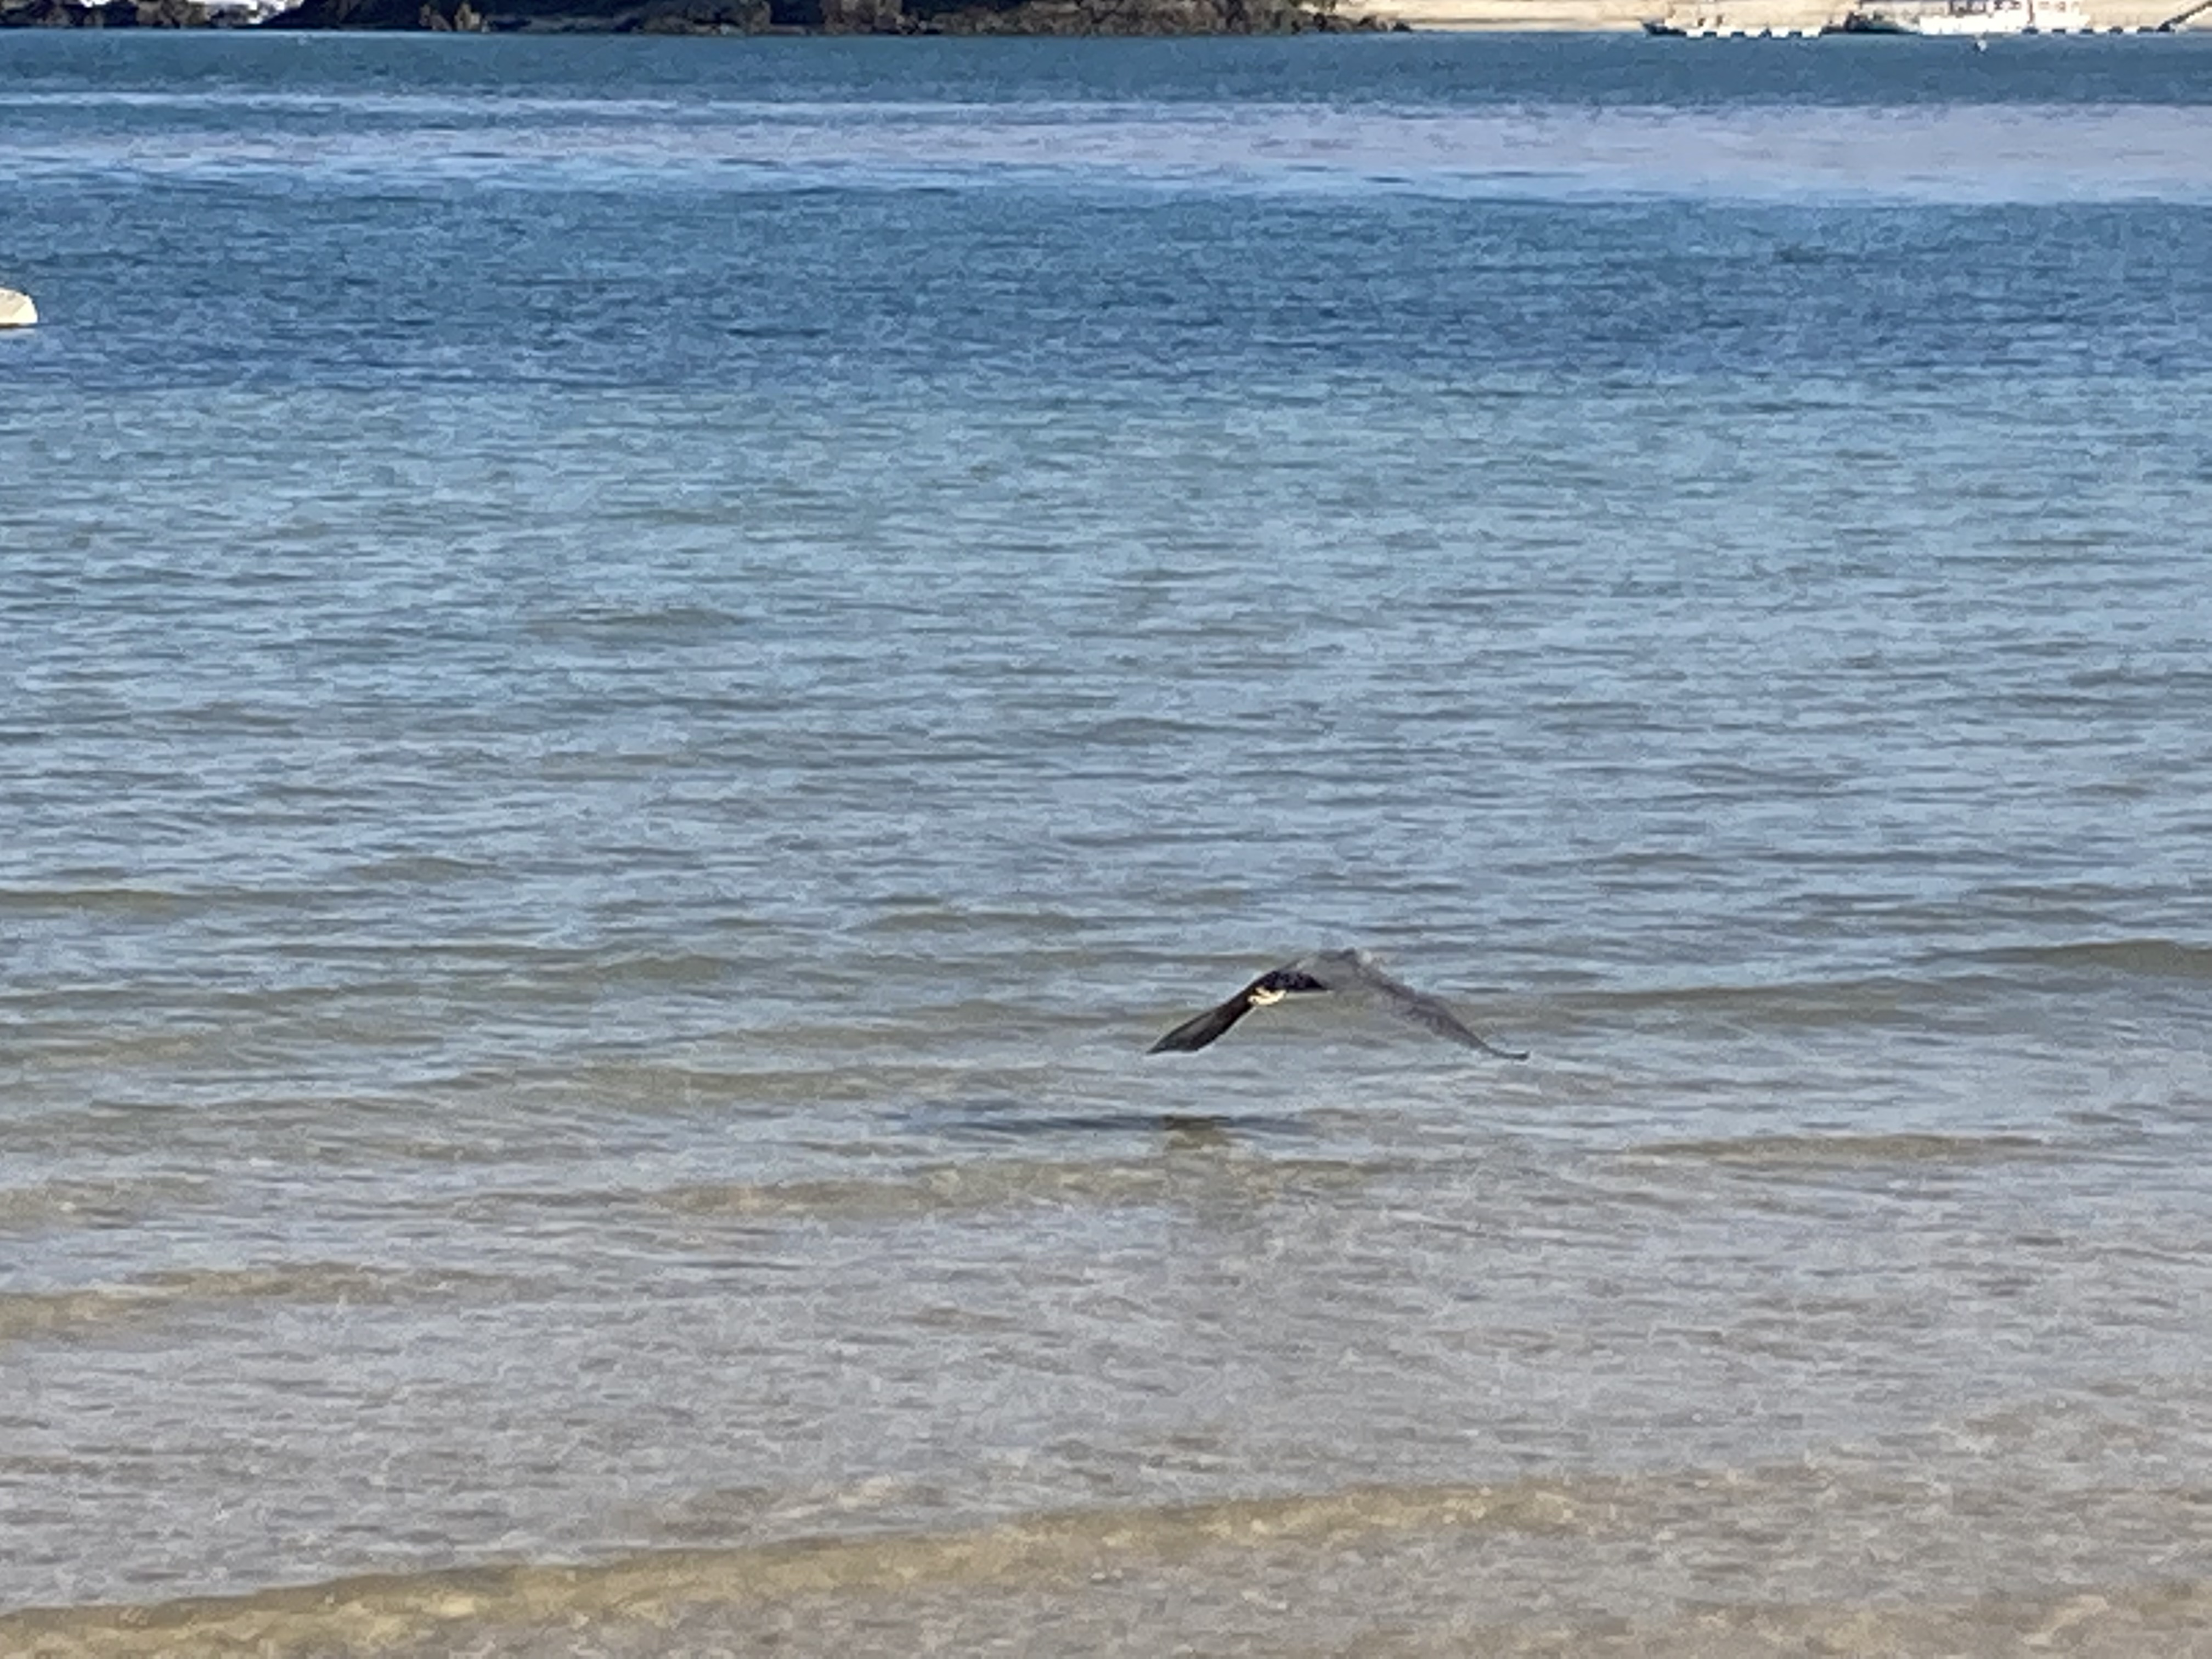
[1384,0,2200,30]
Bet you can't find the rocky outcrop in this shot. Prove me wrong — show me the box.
[257,0,403,21]
[266,0,1381,29]
[267,0,764,22]
[617,0,768,28]
[0,0,1389,33]
[918,0,1379,29]
[0,0,245,22]
[0,288,36,328]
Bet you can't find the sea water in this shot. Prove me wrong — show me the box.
[3,31,2212,1655]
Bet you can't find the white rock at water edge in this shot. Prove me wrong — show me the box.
[0,289,38,328]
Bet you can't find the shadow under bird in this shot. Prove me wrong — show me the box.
[1148,949,1527,1060]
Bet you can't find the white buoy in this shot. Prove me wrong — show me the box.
[0,288,36,329]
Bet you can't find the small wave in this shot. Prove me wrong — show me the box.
[1564,976,1918,1028]
[0,884,190,917]
[521,601,743,640]
[1627,1131,2053,1168]
[0,1287,166,1346]
[9,1450,2212,1655]
[0,1176,213,1233]
[1960,937,2212,984]
[18,1462,2211,1659]
[0,1477,1598,1655]
[0,1263,506,1347]
[130,1262,507,1306]
[337,854,498,884]
[657,1152,1378,1223]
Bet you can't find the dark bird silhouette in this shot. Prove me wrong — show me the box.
[1148,950,1527,1059]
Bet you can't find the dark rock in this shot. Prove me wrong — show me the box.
[1,0,127,25]
[619,0,772,30]
[1,0,236,24]
[262,0,414,24]
[819,0,905,27]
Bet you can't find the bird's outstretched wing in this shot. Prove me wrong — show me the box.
[1302,950,1529,1060]
[1146,966,1326,1054]
[1147,984,1266,1054]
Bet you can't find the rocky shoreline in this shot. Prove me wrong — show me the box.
[2,0,1395,31]
[2,0,261,21]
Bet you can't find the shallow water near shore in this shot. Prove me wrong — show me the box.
[5,30,2212,1655]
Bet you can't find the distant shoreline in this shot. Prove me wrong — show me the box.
[1,0,1402,31]
[1,0,2202,27]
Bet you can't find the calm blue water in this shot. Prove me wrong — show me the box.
[4,32,2212,1654]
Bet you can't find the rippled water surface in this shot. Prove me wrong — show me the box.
[4,31,2212,1656]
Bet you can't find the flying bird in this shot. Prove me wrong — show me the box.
[1148,950,1527,1059]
